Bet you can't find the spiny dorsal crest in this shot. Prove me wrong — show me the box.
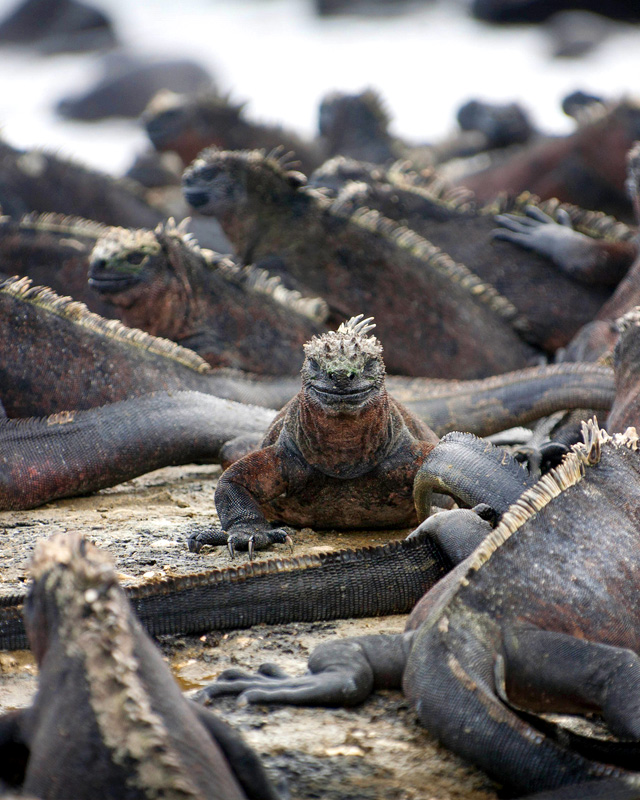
[616,305,640,335]
[304,314,383,374]
[31,532,115,598]
[626,140,640,198]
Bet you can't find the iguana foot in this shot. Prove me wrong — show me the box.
[187,526,229,554]
[188,524,293,558]
[405,504,496,564]
[194,637,384,707]
[498,624,640,740]
[513,440,570,479]
[493,204,601,279]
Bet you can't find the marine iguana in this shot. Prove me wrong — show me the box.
[197,419,640,796]
[453,98,640,221]
[0,139,228,253]
[606,307,640,434]
[196,316,607,556]
[182,148,540,379]
[317,89,532,169]
[313,166,635,352]
[0,139,164,230]
[88,219,328,375]
[0,212,116,318]
[495,141,640,362]
[143,89,324,175]
[0,532,280,799]
[0,275,299,417]
[0,275,614,427]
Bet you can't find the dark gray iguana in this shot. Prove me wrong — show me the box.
[197,419,640,796]
[494,140,640,362]
[311,158,637,352]
[0,531,281,799]
[182,148,539,379]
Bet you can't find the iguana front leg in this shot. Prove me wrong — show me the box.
[493,205,635,286]
[195,633,413,707]
[190,446,294,557]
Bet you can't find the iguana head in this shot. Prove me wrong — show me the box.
[25,532,117,664]
[182,148,306,222]
[143,89,244,158]
[300,314,386,411]
[318,88,393,161]
[89,226,165,298]
[88,220,197,306]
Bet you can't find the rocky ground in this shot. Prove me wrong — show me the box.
[0,462,497,800]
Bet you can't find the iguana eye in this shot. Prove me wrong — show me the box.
[125,252,146,266]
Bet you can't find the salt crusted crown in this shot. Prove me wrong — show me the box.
[303,314,383,375]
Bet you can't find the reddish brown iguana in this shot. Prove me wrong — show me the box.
[143,89,324,175]
[494,140,640,362]
[453,97,640,222]
[182,148,540,379]
[87,219,328,375]
[312,163,636,352]
[195,316,611,556]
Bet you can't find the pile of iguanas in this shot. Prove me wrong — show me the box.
[3,95,640,798]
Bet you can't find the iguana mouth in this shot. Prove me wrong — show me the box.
[309,384,375,403]
[88,274,142,294]
[183,189,209,208]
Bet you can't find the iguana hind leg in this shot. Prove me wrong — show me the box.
[498,624,640,740]
[195,633,412,708]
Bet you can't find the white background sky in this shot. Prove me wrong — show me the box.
[0,0,639,174]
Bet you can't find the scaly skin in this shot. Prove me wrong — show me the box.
[1,276,616,429]
[88,219,328,375]
[143,89,324,175]
[0,390,275,510]
[0,276,299,417]
[195,316,441,554]
[0,532,279,799]
[606,307,640,433]
[315,165,636,352]
[0,212,116,318]
[453,98,640,221]
[198,421,640,796]
[494,142,640,363]
[183,148,540,379]
[0,533,452,651]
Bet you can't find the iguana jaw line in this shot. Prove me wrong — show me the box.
[88,273,143,294]
[307,382,377,407]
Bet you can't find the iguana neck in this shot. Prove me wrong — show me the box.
[290,389,400,478]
